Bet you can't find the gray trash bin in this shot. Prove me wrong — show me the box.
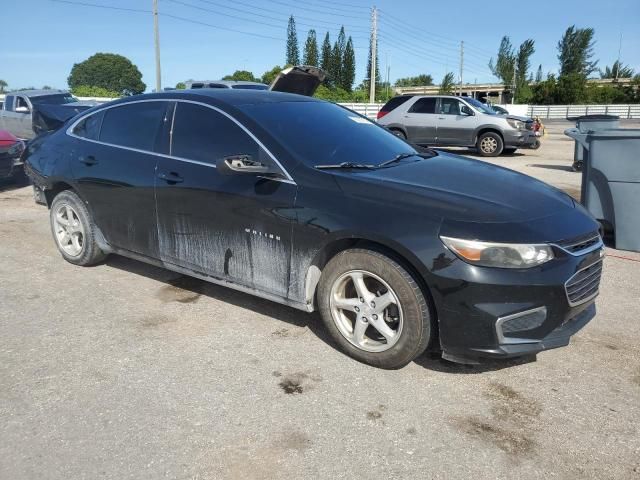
[564,128,640,252]
[568,115,620,171]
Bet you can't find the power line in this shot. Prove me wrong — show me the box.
[294,0,370,10]
[267,0,362,19]
[50,0,148,13]
[191,0,370,33]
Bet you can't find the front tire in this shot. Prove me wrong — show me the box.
[318,249,431,369]
[476,132,503,156]
[50,190,107,266]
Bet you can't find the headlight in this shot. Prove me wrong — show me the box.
[441,236,554,269]
[7,141,25,157]
[506,118,525,130]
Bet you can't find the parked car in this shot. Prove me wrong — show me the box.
[25,89,603,369]
[184,65,326,96]
[185,80,269,90]
[0,129,25,181]
[377,95,537,156]
[0,90,96,139]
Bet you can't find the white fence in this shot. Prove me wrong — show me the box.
[527,104,640,119]
[338,103,383,119]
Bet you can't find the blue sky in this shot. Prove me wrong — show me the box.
[1,0,639,92]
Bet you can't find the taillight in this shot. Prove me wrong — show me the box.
[376,110,388,120]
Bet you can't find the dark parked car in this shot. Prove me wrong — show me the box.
[0,129,25,180]
[25,90,603,369]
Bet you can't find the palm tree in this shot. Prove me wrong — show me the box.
[600,60,634,79]
[438,72,455,94]
[0,80,7,93]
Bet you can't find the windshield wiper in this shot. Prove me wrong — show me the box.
[376,151,436,168]
[314,162,377,170]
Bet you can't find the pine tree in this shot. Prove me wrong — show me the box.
[320,32,332,85]
[342,37,356,92]
[535,64,543,82]
[303,29,319,66]
[286,16,300,66]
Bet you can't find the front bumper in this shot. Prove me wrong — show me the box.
[430,238,603,364]
[503,130,538,148]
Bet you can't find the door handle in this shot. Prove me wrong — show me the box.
[79,155,98,166]
[157,171,184,184]
[438,117,446,120]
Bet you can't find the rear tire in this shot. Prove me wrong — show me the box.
[476,132,503,156]
[390,129,406,140]
[50,190,107,266]
[317,249,431,369]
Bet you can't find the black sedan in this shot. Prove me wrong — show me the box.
[24,90,603,369]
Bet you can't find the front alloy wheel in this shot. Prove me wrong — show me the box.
[318,249,432,369]
[330,270,403,353]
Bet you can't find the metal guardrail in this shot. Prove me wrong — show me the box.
[527,104,640,119]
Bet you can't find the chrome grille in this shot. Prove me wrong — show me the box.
[556,232,602,255]
[565,260,603,306]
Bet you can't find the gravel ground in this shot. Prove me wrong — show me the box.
[1,122,639,479]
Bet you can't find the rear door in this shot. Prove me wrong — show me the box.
[402,97,438,144]
[70,100,169,257]
[435,98,477,145]
[154,101,297,297]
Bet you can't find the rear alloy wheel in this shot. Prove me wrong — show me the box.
[477,132,503,157]
[318,249,431,369]
[50,190,107,266]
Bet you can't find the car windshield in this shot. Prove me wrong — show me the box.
[30,94,78,105]
[464,98,496,115]
[242,101,417,167]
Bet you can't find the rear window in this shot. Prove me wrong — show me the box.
[380,95,412,113]
[242,101,417,168]
[73,111,104,140]
[30,94,78,105]
[408,97,437,114]
[99,102,166,151]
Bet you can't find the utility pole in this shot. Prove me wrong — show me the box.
[458,40,464,96]
[369,6,378,103]
[153,0,162,92]
[385,51,390,101]
[615,32,623,82]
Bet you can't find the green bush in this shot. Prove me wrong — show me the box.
[70,85,120,98]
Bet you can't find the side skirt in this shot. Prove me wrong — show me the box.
[108,246,314,313]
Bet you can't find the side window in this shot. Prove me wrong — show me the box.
[4,96,15,111]
[73,111,104,140]
[439,98,462,115]
[99,102,167,151]
[171,102,261,165]
[16,96,30,113]
[408,97,436,114]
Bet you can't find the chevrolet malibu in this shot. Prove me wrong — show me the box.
[25,90,604,369]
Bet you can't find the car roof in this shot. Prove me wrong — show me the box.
[111,89,321,107]
[7,89,70,97]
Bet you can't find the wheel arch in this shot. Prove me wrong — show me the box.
[474,126,504,144]
[303,235,439,348]
[383,123,408,137]
[44,181,76,208]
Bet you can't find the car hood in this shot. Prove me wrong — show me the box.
[269,65,326,97]
[506,114,532,122]
[332,153,597,242]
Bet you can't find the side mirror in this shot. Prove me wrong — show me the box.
[217,155,275,176]
[15,106,30,114]
[460,105,474,116]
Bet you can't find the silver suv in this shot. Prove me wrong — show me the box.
[377,95,537,156]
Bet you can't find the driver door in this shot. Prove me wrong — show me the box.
[154,101,297,298]
[435,98,477,146]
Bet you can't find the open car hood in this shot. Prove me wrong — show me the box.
[32,103,96,136]
[269,65,326,97]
